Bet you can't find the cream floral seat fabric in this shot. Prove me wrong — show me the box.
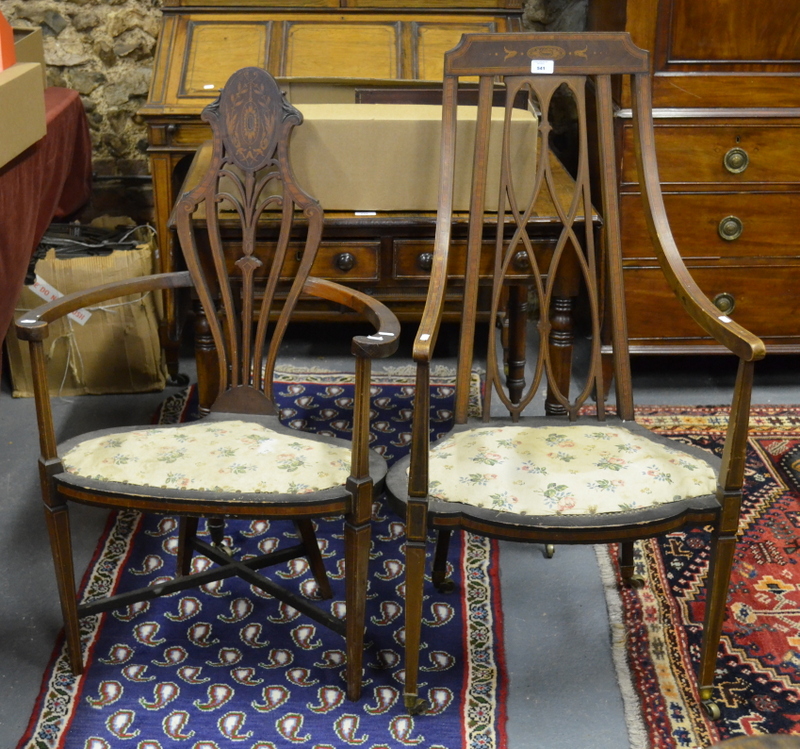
[63,420,352,495]
[425,424,717,516]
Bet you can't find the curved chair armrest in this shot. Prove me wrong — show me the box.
[411,82,460,366]
[411,221,451,365]
[16,271,194,342]
[302,277,401,359]
[632,79,765,363]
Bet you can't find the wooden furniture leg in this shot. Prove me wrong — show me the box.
[545,250,581,416]
[506,284,529,405]
[193,299,218,417]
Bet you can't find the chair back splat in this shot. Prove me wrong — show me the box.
[173,67,322,415]
[435,35,647,426]
[388,32,765,717]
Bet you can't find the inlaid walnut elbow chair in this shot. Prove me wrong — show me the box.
[16,67,400,702]
[384,32,764,717]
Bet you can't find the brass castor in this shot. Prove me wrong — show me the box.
[434,577,456,594]
[702,700,721,720]
[625,574,645,589]
[543,544,555,559]
[405,695,429,715]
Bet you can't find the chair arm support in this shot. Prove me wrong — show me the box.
[302,277,400,359]
[632,80,765,363]
[15,271,194,342]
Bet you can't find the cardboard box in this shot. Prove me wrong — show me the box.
[13,27,46,87]
[185,103,537,213]
[0,60,46,166]
[8,246,167,398]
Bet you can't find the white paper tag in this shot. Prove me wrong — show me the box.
[354,211,377,216]
[530,60,555,75]
[31,275,92,326]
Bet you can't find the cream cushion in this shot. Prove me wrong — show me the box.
[425,424,717,515]
[62,420,352,494]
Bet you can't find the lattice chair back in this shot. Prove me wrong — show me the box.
[427,36,638,426]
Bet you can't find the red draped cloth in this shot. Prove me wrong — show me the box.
[0,87,92,384]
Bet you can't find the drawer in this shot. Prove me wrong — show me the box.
[223,241,380,282]
[620,123,800,187]
[147,122,212,149]
[621,192,800,260]
[393,239,554,280]
[621,264,800,342]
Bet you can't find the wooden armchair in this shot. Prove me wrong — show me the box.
[384,33,764,717]
[16,67,400,702]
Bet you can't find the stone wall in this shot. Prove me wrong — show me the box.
[3,0,162,177]
[2,0,586,215]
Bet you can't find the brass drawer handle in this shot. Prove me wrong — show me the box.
[335,252,356,272]
[723,147,749,174]
[513,251,530,270]
[713,292,736,315]
[718,216,743,241]
[417,252,433,271]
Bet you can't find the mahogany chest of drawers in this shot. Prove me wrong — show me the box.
[588,0,800,355]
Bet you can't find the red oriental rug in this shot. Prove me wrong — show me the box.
[605,406,800,748]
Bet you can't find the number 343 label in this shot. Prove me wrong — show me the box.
[530,60,555,74]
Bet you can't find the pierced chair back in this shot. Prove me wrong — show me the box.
[386,32,764,716]
[173,67,324,416]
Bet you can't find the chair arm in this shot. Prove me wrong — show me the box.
[302,277,400,359]
[15,272,194,342]
[411,223,451,365]
[632,82,765,363]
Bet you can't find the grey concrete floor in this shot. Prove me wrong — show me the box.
[1,324,798,748]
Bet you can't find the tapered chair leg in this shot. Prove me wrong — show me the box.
[619,540,644,588]
[403,537,428,714]
[697,528,738,720]
[44,502,83,674]
[403,496,429,714]
[177,515,199,576]
[431,529,454,593]
[295,518,333,600]
[344,517,370,701]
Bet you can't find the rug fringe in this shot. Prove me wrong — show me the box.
[594,544,649,749]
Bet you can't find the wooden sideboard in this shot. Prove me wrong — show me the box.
[587,0,800,356]
[139,0,526,377]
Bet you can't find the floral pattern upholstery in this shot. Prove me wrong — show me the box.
[62,420,352,494]
[425,424,717,515]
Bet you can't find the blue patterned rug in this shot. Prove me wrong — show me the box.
[18,370,506,749]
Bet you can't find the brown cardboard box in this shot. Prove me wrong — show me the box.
[0,60,46,166]
[8,246,167,398]
[185,102,537,213]
[13,27,46,87]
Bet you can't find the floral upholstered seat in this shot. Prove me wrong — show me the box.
[62,420,352,495]
[425,424,717,516]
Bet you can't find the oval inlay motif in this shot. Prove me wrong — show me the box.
[527,46,566,60]
[220,68,282,171]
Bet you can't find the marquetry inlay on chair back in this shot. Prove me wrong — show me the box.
[173,67,322,414]
[430,34,649,425]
